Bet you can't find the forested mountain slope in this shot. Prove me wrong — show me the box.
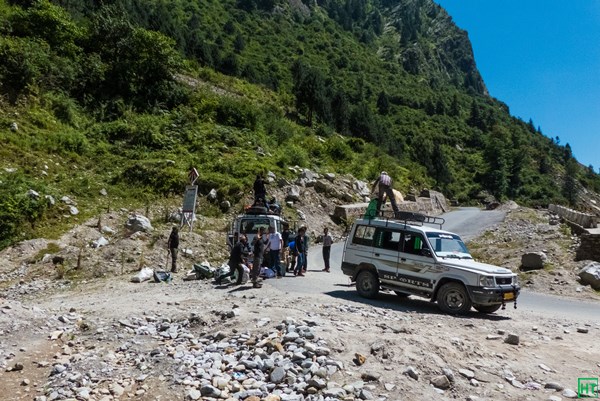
[0,0,598,249]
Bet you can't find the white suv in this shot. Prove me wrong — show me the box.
[341,214,519,314]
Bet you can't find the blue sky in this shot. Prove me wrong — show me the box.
[435,0,600,171]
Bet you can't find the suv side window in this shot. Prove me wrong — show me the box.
[374,228,402,251]
[352,225,376,246]
[402,232,430,256]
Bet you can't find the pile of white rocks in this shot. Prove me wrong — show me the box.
[38,310,387,401]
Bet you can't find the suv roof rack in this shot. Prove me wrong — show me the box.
[243,205,282,216]
[371,210,445,229]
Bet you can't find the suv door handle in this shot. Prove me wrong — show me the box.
[374,253,380,257]
[400,258,406,261]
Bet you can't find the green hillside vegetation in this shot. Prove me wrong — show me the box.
[0,0,599,249]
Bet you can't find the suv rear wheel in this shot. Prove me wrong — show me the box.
[474,304,501,313]
[356,270,379,299]
[436,282,472,314]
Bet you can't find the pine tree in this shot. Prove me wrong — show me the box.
[331,90,350,135]
[431,143,452,191]
[483,126,510,199]
[467,100,485,130]
[449,93,460,117]
[376,91,390,115]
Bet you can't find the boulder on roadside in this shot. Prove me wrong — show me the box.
[125,215,153,233]
[520,251,547,270]
[430,375,451,390]
[352,180,371,197]
[61,196,75,205]
[314,180,330,194]
[91,236,109,249]
[578,262,600,290]
[392,189,404,203]
[220,200,231,211]
[301,169,318,182]
[286,185,301,202]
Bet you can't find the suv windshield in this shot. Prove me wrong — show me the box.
[426,232,472,260]
[241,218,272,234]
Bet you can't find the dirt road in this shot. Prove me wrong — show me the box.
[1,207,599,401]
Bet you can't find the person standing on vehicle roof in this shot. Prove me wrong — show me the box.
[267,225,284,278]
[253,174,266,203]
[371,171,400,216]
[216,234,249,285]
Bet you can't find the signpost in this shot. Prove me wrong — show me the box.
[181,168,199,231]
[188,168,199,185]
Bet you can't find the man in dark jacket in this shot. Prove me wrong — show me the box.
[251,227,266,288]
[216,234,249,285]
[253,174,266,203]
[293,227,307,276]
[167,226,179,273]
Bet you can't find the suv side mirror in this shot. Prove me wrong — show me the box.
[421,248,433,258]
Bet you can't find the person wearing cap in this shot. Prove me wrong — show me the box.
[371,171,400,216]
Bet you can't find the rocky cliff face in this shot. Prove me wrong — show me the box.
[384,0,488,95]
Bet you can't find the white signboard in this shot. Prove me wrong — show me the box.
[181,185,197,231]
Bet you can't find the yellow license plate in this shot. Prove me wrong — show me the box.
[503,292,515,301]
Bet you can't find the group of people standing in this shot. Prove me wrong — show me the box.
[215,224,333,288]
[165,171,396,282]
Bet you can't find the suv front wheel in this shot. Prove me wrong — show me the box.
[356,270,379,299]
[436,282,472,314]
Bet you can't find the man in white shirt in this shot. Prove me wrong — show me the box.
[267,225,284,278]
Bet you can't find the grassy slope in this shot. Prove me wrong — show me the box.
[0,0,598,249]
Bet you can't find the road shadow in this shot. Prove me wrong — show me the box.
[324,289,513,321]
[228,285,256,293]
